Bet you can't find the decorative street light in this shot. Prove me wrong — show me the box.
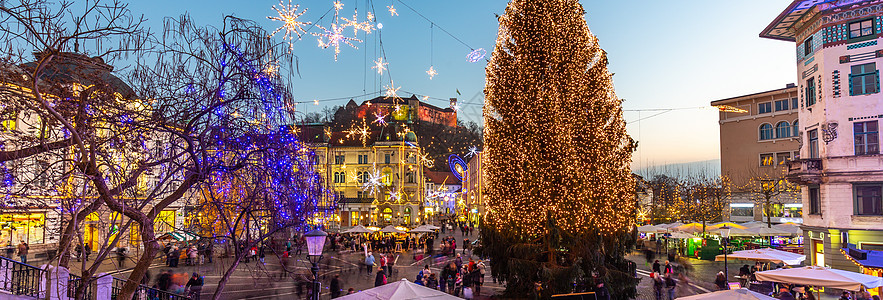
[305,228,327,300]
[720,225,731,286]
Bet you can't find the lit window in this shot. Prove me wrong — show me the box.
[776,152,791,165]
[760,153,775,166]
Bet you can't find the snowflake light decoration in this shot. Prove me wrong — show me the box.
[367,11,375,21]
[387,5,398,16]
[372,57,388,75]
[344,120,372,146]
[388,188,401,202]
[268,0,311,50]
[374,111,388,125]
[361,166,383,195]
[341,10,374,35]
[426,65,437,80]
[466,146,479,157]
[333,0,344,12]
[314,23,362,61]
[384,80,401,99]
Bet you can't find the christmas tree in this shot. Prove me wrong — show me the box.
[480,0,638,297]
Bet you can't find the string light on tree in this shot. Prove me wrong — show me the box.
[372,57,388,75]
[268,0,311,50]
[426,65,437,80]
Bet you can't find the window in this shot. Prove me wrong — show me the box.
[356,171,363,183]
[385,154,391,164]
[809,129,819,158]
[334,155,345,164]
[731,204,754,217]
[792,98,798,110]
[776,152,791,165]
[760,153,775,166]
[775,99,790,111]
[792,120,799,137]
[806,78,816,106]
[849,18,875,39]
[850,63,879,96]
[767,204,785,218]
[855,184,883,215]
[760,124,774,140]
[804,37,813,56]
[784,203,803,218]
[357,154,369,164]
[809,186,821,215]
[758,102,772,114]
[776,121,791,138]
[861,243,883,251]
[855,121,879,155]
[0,110,15,131]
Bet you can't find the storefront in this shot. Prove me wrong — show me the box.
[0,212,46,247]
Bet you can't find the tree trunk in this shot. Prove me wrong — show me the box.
[117,227,159,299]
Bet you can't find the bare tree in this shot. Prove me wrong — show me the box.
[741,168,800,228]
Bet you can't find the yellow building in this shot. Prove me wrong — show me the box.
[301,123,425,228]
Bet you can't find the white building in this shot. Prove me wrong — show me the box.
[762,0,883,282]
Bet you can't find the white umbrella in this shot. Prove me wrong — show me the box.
[638,224,663,233]
[667,231,697,239]
[772,224,802,235]
[380,225,407,233]
[409,226,434,233]
[749,227,792,237]
[755,266,883,291]
[715,248,806,265]
[422,224,441,230]
[337,278,463,300]
[343,225,374,234]
[677,288,776,300]
[723,227,760,237]
[740,221,768,228]
[659,222,684,229]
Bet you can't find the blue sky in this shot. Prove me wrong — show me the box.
[126,0,797,168]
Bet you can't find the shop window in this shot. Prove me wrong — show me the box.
[854,121,879,155]
[855,184,883,215]
[784,203,803,218]
[351,211,359,226]
[0,213,45,246]
[731,204,754,217]
[767,204,785,218]
[155,210,176,234]
[760,153,775,167]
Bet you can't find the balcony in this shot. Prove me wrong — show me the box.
[787,158,823,185]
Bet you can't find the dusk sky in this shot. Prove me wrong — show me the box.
[126,0,797,169]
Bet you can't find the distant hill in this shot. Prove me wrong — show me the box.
[633,159,721,179]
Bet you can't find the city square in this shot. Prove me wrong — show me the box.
[1,0,883,299]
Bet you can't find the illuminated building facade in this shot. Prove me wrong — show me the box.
[300,123,426,228]
[762,0,883,278]
[351,95,457,127]
[711,85,802,223]
[424,171,462,221]
[465,152,483,226]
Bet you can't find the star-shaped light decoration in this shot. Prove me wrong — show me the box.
[422,95,430,101]
[426,65,437,80]
[268,0,311,50]
[344,120,372,146]
[361,166,383,195]
[451,102,461,112]
[387,5,398,16]
[374,111,388,125]
[313,99,319,105]
[341,10,374,35]
[466,146,479,157]
[372,57,388,75]
[313,23,362,61]
[388,188,401,202]
[384,80,401,100]
[263,60,279,77]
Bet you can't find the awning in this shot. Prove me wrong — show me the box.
[841,246,883,270]
[159,231,199,241]
[755,266,883,291]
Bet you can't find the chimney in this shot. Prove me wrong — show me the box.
[786,83,796,88]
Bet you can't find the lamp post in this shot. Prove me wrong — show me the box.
[305,228,327,300]
[720,225,731,285]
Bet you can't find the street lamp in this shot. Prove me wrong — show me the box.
[720,225,731,286]
[305,228,327,300]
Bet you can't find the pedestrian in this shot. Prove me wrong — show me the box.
[280,250,290,277]
[83,242,91,261]
[663,260,673,275]
[116,247,127,268]
[374,269,387,287]
[840,291,852,300]
[330,274,341,298]
[595,279,611,300]
[664,273,677,300]
[379,253,388,275]
[188,245,197,266]
[712,271,727,290]
[475,260,485,296]
[258,244,266,265]
[427,273,439,290]
[169,246,179,267]
[75,243,84,262]
[157,270,173,292]
[652,259,660,274]
[651,272,663,300]
[205,243,213,263]
[347,288,356,295]
[17,241,28,264]
[185,272,203,300]
[365,252,375,275]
